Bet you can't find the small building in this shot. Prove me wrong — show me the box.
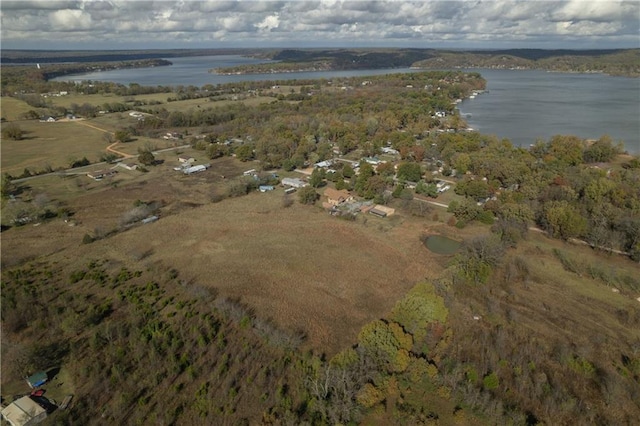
[26,371,47,389]
[118,163,138,171]
[87,169,116,180]
[314,159,334,169]
[243,169,257,176]
[1,396,47,426]
[183,165,207,175]
[141,215,159,224]
[259,185,275,192]
[369,205,395,218]
[281,177,307,188]
[323,188,353,206]
[381,147,399,155]
[178,155,194,163]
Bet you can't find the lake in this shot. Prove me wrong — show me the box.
[53,55,639,154]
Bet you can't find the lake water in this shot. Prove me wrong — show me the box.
[53,55,639,154]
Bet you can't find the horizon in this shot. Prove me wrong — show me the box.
[1,46,636,53]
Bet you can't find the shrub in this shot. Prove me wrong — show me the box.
[298,186,318,205]
[483,372,499,390]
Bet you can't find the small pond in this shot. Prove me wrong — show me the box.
[423,235,462,255]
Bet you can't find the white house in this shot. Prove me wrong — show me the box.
[183,165,207,175]
[281,177,307,188]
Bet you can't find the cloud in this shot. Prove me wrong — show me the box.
[1,0,637,49]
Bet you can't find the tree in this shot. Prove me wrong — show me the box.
[342,164,354,178]
[2,123,23,140]
[298,186,318,205]
[396,162,422,182]
[540,200,587,240]
[114,129,131,143]
[138,150,155,166]
[583,135,621,163]
[234,144,254,162]
[415,181,438,198]
[309,168,326,188]
[1,173,15,198]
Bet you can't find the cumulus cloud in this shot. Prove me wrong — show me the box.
[1,0,637,49]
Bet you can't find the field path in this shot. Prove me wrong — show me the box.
[73,119,113,134]
[72,120,136,159]
[106,142,135,159]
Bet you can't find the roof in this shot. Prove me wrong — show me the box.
[323,188,351,202]
[1,396,47,426]
[281,177,307,188]
[26,371,47,388]
[373,205,395,216]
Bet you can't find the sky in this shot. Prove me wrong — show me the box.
[1,0,639,50]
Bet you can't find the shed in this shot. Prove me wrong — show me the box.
[26,371,47,388]
[1,396,47,426]
[370,205,395,218]
[369,208,388,218]
[183,165,206,175]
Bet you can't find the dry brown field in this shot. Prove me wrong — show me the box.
[0,157,465,355]
[5,152,637,359]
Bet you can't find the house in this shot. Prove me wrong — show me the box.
[323,188,353,206]
[314,159,334,169]
[118,163,138,171]
[26,371,47,388]
[259,185,275,192]
[163,132,182,140]
[87,170,116,180]
[178,155,194,163]
[281,177,307,188]
[381,147,399,155]
[183,165,207,175]
[1,396,47,426]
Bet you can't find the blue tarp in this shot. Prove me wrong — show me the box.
[27,371,47,388]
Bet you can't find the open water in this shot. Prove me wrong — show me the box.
[53,55,639,153]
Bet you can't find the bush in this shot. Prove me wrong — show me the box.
[2,123,23,140]
[298,187,318,205]
[483,372,499,390]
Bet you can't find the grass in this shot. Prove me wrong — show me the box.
[1,169,441,355]
[0,97,34,121]
[150,95,276,112]
[1,119,110,175]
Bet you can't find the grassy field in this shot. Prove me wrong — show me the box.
[149,95,276,112]
[0,97,34,121]
[0,163,452,354]
[1,119,111,175]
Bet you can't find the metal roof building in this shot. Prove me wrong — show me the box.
[1,396,47,426]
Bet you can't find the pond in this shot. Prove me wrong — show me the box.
[423,235,462,255]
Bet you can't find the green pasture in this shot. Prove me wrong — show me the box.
[1,119,112,175]
[1,97,34,121]
[151,95,276,112]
